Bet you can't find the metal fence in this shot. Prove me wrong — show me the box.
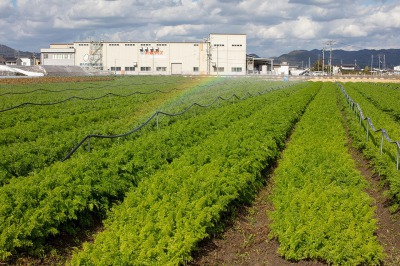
[338,83,400,170]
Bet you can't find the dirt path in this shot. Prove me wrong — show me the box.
[349,144,400,265]
[188,167,325,266]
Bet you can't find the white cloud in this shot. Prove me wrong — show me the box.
[0,0,14,18]
[1,0,400,56]
[329,20,368,37]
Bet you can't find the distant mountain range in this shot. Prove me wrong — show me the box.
[0,44,39,58]
[273,49,400,69]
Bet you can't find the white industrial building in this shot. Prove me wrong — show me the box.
[40,33,247,76]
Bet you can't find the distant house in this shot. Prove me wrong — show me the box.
[2,56,37,66]
[16,57,32,66]
[341,64,357,71]
[5,57,17,65]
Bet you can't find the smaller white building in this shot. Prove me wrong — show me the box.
[41,44,75,66]
[17,58,33,66]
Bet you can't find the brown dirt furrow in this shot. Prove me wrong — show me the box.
[189,175,325,266]
[351,146,400,265]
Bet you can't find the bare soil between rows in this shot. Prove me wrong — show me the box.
[189,131,325,265]
[188,174,325,266]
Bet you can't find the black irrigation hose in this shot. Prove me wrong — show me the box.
[0,78,216,96]
[0,79,268,113]
[61,83,294,161]
[0,88,188,113]
[0,82,174,96]
[0,77,261,97]
[0,85,101,96]
[61,93,247,161]
[338,83,400,170]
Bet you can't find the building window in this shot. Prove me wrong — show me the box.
[43,54,48,59]
[232,67,242,72]
[232,44,243,47]
[109,44,120,46]
[125,67,135,71]
[215,67,224,72]
[194,44,199,46]
[213,44,224,47]
[156,44,167,46]
[125,44,135,46]
[156,67,167,72]
[48,53,72,59]
[111,67,121,71]
[140,67,151,71]
[193,67,199,72]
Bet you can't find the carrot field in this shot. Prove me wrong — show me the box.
[0,76,399,265]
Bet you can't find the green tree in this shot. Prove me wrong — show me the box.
[312,59,323,71]
[363,66,370,75]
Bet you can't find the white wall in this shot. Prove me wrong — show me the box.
[42,34,247,75]
[41,48,75,66]
[209,34,246,75]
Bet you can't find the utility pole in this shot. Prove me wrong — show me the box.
[383,54,386,70]
[217,45,219,76]
[371,55,373,76]
[325,40,335,76]
[378,55,381,73]
[322,48,325,75]
[206,37,211,75]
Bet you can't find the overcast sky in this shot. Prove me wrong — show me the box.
[1,0,399,57]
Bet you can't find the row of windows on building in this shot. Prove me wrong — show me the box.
[78,43,242,48]
[213,44,243,47]
[78,43,167,47]
[43,53,73,59]
[140,43,168,47]
[80,63,103,67]
[110,43,169,47]
[107,66,243,72]
[110,66,169,72]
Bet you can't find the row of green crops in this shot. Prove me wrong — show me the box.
[0,81,310,261]
[0,76,187,98]
[69,83,320,265]
[0,76,293,185]
[269,83,384,265]
[348,82,400,122]
[0,79,187,184]
[339,82,400,212]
